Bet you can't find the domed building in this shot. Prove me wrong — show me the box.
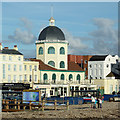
[30,17,96,97]
[36,17,68,70]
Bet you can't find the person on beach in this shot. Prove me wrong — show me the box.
[99,98,102,108]
[91,96,94,108]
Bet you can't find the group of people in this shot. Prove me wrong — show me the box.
[90,94,103,109]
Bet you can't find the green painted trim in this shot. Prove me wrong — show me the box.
[40,69,85,73]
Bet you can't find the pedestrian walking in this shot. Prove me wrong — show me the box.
[99,98,102,108]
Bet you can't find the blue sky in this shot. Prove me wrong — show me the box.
[2,2,118,58]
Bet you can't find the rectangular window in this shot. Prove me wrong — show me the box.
[115,85,117,92]
[13,75,16,83]
[30,65,32,71]
[34,65,37,71]
[110,85,113,94]
[30,75,32,82]
[8,64,11,71]
[9,56,12,61]
[24,74,27,82]
[3,56,6,61]
[3,64,5,79]
[19,65,22,71]
[35,75,37,82]
[18,56,21,61]
[14,65,16,71]
[8,75,11,83]
[24,65,27,71]
[19,75,22,83]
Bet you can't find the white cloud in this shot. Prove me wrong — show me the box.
[8,17,36,44]
[8,28,36,44]
[62,18,118,55]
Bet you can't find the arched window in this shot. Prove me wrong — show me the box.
[48,61,55,67]
[48,47,55,54]
[60,47,65,54]
[52,74,56,80]
[43,73,48,81]
[61,74,64,80]
[69,74,73,81]
[39,47,43,55]
[77,74,80,80]
[60,61,65,68]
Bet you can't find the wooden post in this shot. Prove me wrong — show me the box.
[29,101,32,110]
[54,100,57,110]
[18,101,20,110]
[23,105,26,110]
[14,99,17,109]
[67,100,69,110]
[42,100,45,111]
[6,100,9,110]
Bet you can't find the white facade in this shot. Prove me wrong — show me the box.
[36,41,68,70]
[88,55,118,79]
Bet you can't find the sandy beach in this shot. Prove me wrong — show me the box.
[1,101,120,119]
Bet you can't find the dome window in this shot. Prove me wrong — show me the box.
[69,74,73,81]
[43,73,48,83]
[48,61,55,67]
[60,47,65,54]
[48,47,55,54]
[60,61,65,68]
[61,74,64,80]
[52,73,56,83]
[39,47,43,55]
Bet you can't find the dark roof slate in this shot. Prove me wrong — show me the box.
[0,49,23,55]
[89,55,108,61]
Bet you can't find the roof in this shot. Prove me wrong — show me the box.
[106,72,115,77]
[38,26,65,41]
[30,59,83,72]
[68,61,83,71]
[106,71,120,79]
[89,55,108,61]
[0,49,23,55]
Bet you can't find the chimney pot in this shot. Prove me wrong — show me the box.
[14,45,18,51]
[4,47,8,49]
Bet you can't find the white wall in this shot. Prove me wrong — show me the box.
[88,55,118,80]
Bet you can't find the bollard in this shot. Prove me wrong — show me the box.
[42,100,45,111]
[6,100,9,110]
[54,100,57,110]
[29,101,32,110]
[14,99,17,109]
[18,101,20,110]
[67,100,69,110]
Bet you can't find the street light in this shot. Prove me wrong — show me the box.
[32,69,34,89]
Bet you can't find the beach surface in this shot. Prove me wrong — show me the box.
[1,101,120,119]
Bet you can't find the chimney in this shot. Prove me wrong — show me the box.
[14,45,18,51]
[0,43,2,50]
[4,47,8,49]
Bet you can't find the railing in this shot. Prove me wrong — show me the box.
[36,40,68,44]
[2,99,69,112]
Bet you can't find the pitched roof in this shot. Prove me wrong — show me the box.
[89,55,108,61]
[106,72,115,77]
[30,58,83,71]
[68,61,83,71]
[106,71,120,79]
[0,49,23,55]
[29,58,57,70]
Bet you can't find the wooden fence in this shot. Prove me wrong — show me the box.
[2,99,69,112]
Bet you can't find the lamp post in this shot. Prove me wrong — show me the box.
[32,69,34,90]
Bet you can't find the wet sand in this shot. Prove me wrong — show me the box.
[1,101,120,119]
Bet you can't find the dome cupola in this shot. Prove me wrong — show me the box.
[38,17,65,41]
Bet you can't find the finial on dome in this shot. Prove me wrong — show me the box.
[49,17,55,26]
